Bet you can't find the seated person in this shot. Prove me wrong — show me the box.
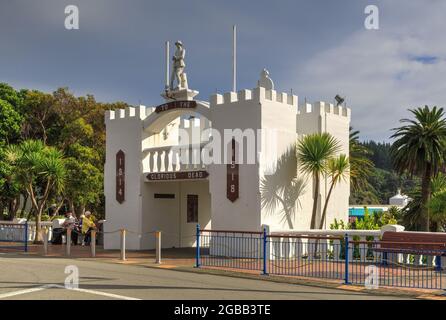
[62,211,79,245]
[51,218,65,245]
[82,211,97,245]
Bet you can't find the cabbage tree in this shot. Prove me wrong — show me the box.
[6,140,66,242]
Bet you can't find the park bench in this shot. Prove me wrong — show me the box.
[374,231,446,268]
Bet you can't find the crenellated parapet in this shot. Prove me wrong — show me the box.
[105,105,155,122]
[210,87,298,107]
[298,101,351,119]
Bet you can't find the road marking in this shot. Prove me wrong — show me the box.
[63,286,141,300]
[0,285,50,299]
[0,284,141,300]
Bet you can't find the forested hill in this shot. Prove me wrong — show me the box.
[361,141,392,171]
[349,140,419,205]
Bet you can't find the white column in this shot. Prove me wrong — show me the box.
[318,238,328,260]
[307,238,316,260]
[148,151,154,172]
[332,238,341,261]
[294,238,303,260]
[402,253,408,264]
[162,150,168,172]
[167,149,173,172]
[413,254,422,266]
[425,255,434,267]
[373,235,381,262]
[358,236,367,261]
[347,236,353,262]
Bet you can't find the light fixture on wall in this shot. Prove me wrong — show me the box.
[335,95,345,106]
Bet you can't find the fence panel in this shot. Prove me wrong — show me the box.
[196,227,446,291]
[348,239,445,290]
[198,229,263,271]
[267,235,345,281]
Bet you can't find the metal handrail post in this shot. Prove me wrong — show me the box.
[263,227,268,275]
[195,224,200,268]
[344,234,350,284]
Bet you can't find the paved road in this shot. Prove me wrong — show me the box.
[0,253,411,300]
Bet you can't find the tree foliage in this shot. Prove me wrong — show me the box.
[297,133,340,229]
[0,83,130,222]
[391,106,446,231]
[5,140,66,242]
[349,127,375,196]
[319,154,349,229]
[0,100,22,144]
[350,129,419,205]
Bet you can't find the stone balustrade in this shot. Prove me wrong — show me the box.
[0,220,54,241]
[143,143,208,173]
[266,225,444,268]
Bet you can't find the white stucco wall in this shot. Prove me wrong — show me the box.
[105,104,212,250]
[104,107,145,250]
[258,90,300,230]
[209,90,263,231]
[295,102,351,230]
[104,82,351,250]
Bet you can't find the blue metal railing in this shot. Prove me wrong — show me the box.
[197,228,263,272]
[265,234,345,281]
[348,238,445,290]
[262,227,268,275]
[195,224,200,268]
[196,226,446,290]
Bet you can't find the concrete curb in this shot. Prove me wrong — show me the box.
[9,251,446,300]
[140,264,445,300]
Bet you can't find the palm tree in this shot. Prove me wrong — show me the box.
[297,133,340,229]
[6,140,66,242]
[391,106,446,231]
[349,127,375,194]
[319,154,350,229]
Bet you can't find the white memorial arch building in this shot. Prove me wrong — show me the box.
[103,44,351,250]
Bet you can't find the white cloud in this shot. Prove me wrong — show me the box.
[289,0,446,141]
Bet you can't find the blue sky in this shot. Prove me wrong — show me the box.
[1,0,445,141]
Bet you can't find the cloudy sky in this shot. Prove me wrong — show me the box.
[1,0,445,141]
